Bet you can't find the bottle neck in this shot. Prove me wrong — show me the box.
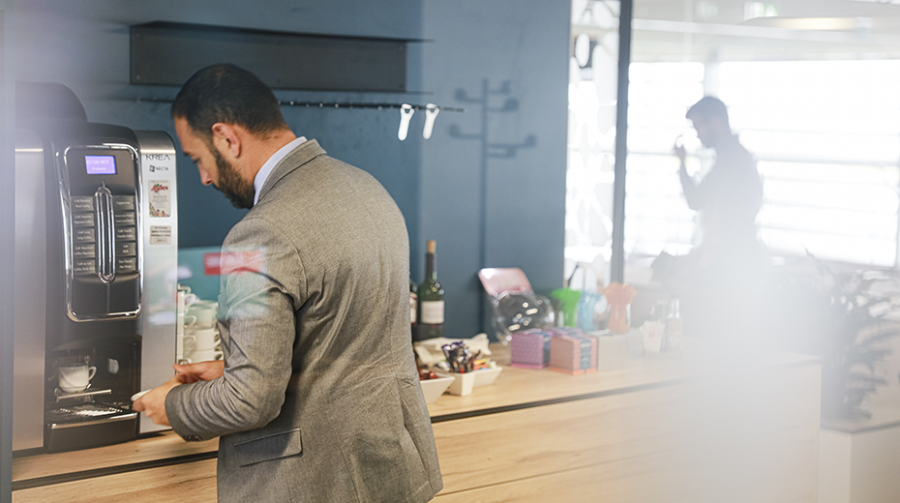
[425,253,437,280]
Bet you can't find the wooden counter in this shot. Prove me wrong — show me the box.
[12,341,821,503]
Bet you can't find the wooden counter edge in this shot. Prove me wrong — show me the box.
[12,346,820,488]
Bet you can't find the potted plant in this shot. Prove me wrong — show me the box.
[803,257,900,421]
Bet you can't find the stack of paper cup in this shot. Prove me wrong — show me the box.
[640,320,666,355]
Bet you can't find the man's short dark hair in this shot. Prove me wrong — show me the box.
[686,96,729,125]
[171,64,288,141]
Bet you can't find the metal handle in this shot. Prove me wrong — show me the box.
[49,413,138,430]
[54,387,113,403]
[94,185,115,283]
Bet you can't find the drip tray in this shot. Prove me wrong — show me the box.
[45,402,138,452]
[48,403,129,423]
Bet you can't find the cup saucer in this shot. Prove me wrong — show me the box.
[131,389,151,401]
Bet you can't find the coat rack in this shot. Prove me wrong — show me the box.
[278,101,465,140]
[130,97,465,141]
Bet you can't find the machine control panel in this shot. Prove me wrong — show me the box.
[62,145,142,320]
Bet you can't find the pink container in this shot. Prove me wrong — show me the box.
[510,330,551,369]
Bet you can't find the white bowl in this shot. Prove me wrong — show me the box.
[473,366,503,387]
[419,376,454,403]
[438,366,504,396]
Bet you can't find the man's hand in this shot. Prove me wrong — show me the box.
[673,139,687,167]
[174,360,225,384]
[133,377,181,426]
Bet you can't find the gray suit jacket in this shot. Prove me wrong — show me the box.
[166,140,442,502]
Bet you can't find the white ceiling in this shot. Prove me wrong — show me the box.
[573,0,900,61]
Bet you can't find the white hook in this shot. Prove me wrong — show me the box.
[398,104,415,141]
[423,104,440,140]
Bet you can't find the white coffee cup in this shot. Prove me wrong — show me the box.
[183,292,199,306]
[188,302,217,329]
[185,327,219,351]
[59,364,97,393]
[185,348,223,363]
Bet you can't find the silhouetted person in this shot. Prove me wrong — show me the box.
[657,96,766,345]
[675,96,763,259]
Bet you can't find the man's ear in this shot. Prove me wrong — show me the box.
[210,123,242,159]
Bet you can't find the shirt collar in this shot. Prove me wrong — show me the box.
[253,136,308,206]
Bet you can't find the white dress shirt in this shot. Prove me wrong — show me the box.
[253,136,308,206]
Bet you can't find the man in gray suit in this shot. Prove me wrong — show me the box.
[134,64,442,502]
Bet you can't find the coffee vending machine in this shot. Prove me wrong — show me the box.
[13,83,179,452]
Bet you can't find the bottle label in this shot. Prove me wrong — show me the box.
[665,319,682,350]
[410,292,417,325]
[421,301,444,324]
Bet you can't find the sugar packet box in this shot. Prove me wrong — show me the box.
[510,327,584,370]
[543,327,583,338]
[549,333,597,375]
[510,329,552,369]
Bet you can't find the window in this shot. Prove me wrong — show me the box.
[566,59,900,276]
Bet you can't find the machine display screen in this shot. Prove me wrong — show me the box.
[85,155,117,175]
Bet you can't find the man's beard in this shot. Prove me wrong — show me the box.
[210,145,255,209]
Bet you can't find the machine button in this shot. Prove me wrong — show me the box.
[73,212,95,227]
[72,196,94,212]
[116,227,136,241]
[117,242,137,257]
[74,228,96,243]
[112,196,136,211]
[73,259,96,275]
[114,212,136,226]
[116,257,137,273]
[73,244,96,258]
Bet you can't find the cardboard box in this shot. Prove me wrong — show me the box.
[511,327,585,370]
[549,333,597,375]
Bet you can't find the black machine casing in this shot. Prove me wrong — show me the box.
[13,84,179,452]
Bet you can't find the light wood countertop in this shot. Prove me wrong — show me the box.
[13,336,819,491]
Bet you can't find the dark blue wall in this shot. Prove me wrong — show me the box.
[14,0,426,250]
[14,0,570,338]
[418,2,570,338]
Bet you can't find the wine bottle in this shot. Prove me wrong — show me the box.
[416,240,444,340]
[409,279,418,331]
[665,298,682,351]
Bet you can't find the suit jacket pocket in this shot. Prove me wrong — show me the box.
[233,428,302,467]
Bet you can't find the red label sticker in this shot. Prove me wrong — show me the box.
[205,250,265,276]
[203,253,221,276]
[220,250,264,276]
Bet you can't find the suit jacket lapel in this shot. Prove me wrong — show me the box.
[256,139,327,203]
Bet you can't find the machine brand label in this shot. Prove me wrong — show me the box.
[144,154,173,173]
